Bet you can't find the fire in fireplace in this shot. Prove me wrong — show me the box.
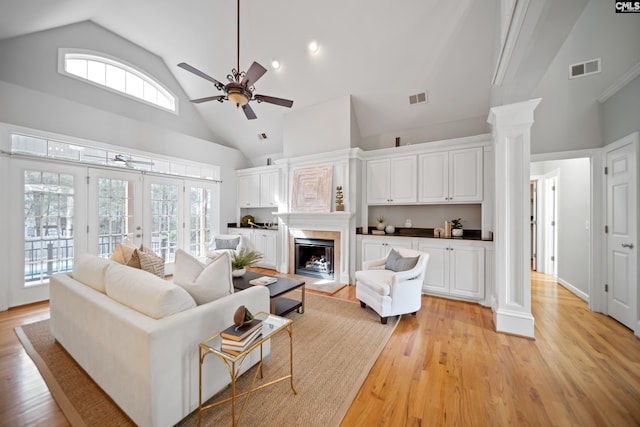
[294,238,334,279]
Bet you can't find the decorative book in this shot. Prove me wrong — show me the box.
[249,276,278,286]
[220,319,262,342]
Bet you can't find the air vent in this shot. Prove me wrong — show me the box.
[409,91,428,105]
[569,58,601,79]
[258,132,268,140]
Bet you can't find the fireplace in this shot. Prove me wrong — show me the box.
[294,238,334,279]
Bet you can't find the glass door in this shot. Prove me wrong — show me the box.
[144,176,181,274]
[9,159,87,306]
[88,168,143,258]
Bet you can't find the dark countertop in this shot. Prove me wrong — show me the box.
[357,227,491,241]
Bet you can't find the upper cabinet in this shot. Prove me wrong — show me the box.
[418,147,483,203]
[367,155,417,204]
[237,169,280,208]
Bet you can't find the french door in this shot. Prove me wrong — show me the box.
[9,159,87,306]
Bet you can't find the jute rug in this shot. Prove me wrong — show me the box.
[16,291,398,427]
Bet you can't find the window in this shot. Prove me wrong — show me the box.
[59,49,177,113]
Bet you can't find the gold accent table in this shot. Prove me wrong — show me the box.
[198,312,296,426]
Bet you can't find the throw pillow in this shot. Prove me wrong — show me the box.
[385,248,419,272]
[72,253,114,293]
[173,249,234,304]
[111,243,141,269]
[138,245,165,278]
[215,237,240,250]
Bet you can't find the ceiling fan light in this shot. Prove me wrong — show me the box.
[271,59,280,69]
[308,40,319,53]
[228,91,249,106]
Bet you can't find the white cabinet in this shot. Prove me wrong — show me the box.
[253,230,277,268]
[418,147,483,203]
[228,228,277,269]
[237,174,260,207]
[367,156,417,204]
[416,239,485,300]
[360,236,413,264]
[237,169,280,208]
[259,171,279,208]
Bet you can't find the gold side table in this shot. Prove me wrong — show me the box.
[198,312,296,426]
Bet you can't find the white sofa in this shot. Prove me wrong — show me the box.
[49,253,270,427]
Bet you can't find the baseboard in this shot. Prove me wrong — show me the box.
[494,308,535,338]
[557,277,589,302]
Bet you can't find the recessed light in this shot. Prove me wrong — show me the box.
[271,59,280,69]
[308,40,319,53]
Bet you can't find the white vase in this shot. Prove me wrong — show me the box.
[232,268,246,277]
[376,222,385,231]
[452,228,463,237]
[385,225,395,234]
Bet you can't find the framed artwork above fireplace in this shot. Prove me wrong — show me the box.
[291,165,333,213]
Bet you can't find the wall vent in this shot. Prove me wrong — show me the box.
[409,91,428,105]
[569,58,601,79]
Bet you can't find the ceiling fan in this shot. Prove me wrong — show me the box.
[177,0,293,120]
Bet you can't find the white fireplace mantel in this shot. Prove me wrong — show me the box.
[275,211,355,284]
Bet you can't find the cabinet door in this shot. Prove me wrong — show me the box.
[366,159,391,204]
[389,156,417,203]
[254,231,277,268]
[449,147,483,202]
[416,242,449,293]
[449,245,485,299]
[418,152,448,202]
[237,174,260,207]
[259,171,279,208]
[361,238,412,265]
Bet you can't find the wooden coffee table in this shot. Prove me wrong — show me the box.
[233,271,305,316]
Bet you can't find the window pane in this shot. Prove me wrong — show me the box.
[12,135,48,156]
[66,58,87,78]
[126,72,143,98]
[143,80,156,103]
[106,64,126,92]
[87,60,106,85]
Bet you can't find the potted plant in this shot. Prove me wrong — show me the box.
[231,248,263,276]
[376,215,386,231]
[451,218,463,237]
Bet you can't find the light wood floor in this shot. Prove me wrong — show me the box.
[2,272,639,426]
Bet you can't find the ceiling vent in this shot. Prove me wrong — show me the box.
[409,91,428,105]
[569,58,601,79]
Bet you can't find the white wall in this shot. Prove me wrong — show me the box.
[530,0,640,154]
[601,75,640,145]
[532,158,591,299]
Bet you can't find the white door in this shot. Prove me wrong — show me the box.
[605,134,638,331]
[543,172,558,276]
[88,168,143,257]
[145,176,182,274]
[9,160,87,306]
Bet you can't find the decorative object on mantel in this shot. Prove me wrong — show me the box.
[291,165,333,212]
[385,224,395,234]
[335,186,344,211]
[231,247,263,276]
[451,218,463,237]
[376,215,386,231]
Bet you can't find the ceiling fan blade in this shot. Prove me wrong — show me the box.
[254,94,294,108]
[241,62,267,86]
[242,103,257,120]
[177,62,225,90]
[190,95,226,104]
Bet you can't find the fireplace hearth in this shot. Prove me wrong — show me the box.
[294,238,334,279]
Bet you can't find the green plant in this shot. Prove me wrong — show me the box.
[231,247,263,270]
[451,218,463,229]
[376,215,385,223]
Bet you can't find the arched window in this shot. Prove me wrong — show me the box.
[58,49,177,113]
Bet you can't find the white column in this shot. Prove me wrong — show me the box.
[487,99,541,338]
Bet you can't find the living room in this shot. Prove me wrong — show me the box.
[1,0,639,425]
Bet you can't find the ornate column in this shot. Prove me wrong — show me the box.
[487,98,541,338]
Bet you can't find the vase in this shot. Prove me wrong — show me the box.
[452,229,463,237]
[376,222,385,231]
[232,268,246,277]
[385,225,395,234]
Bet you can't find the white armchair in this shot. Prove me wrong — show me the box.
[355,247,429,324]
[205,234,247,260]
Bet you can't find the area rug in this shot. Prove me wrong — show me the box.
[16,292,397,427]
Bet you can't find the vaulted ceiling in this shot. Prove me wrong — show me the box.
[0,0,590,162]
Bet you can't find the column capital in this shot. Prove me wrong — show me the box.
[487,98,541,129]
